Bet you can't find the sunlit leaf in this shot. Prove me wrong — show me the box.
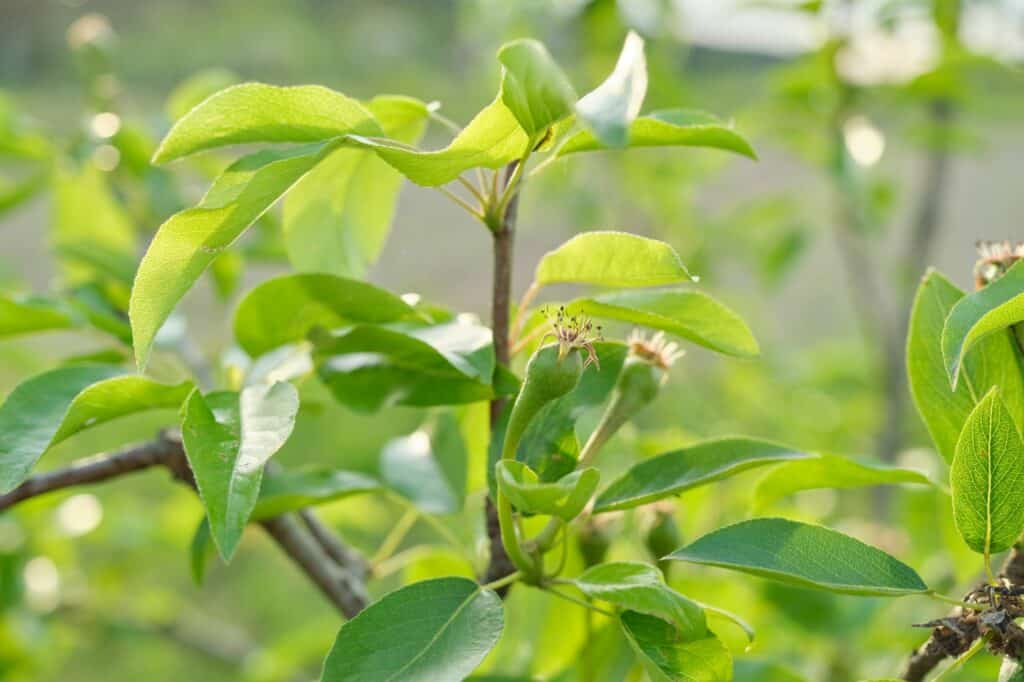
[0,295,78,338]
[572,562,704,635]
[576,31,647,148]
[497,39,576,137]
[535,231,692,288]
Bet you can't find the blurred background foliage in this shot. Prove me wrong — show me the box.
[1,0,1023,680]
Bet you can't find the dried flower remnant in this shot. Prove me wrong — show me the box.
[542,306,603,369]
[974,241,1024,289]
[627,330,685,374]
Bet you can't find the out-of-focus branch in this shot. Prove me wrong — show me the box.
[0,432,368,619]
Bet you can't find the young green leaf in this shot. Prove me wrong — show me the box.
[152,83,382,163]
[381,413,468,515]
[666,518,928,596]
[558,109,756,160]
[752,454,935,512]
[181,383,299,561]
[907,269,1024,464]
[950,388,1024,557]
[252,468,379,519]
[594,438,813,512]
[0,295,77,338]
[283,96,430,277]
[943,260,1024,388]
[620,611,732,682]
[131,143,339,370]
[568,288,759,358]
[233,273,420,357]
[312,321,496,412]
[321,577,503,682]
[189,517,214,585]
[497,39,576,137]
[343,95,528,186]
[0,366,192,492]
[576,31,647,148]
[572,562,705,635]
[535,232,693,289]
[495,460,599,521]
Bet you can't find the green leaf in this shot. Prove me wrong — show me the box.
[497,39,576,137]
[131,142,339,370]
[535,231,693,288]
[53,162,137,285]
[572,562,705,636]
[752,454,935,512]
[950,388,1024,556]
[233,273,420,357]
[907,270,1024,464]
[943,260,1024,388]
[312,321,495,412]
[381,413,468,515]
[620,611,731,682]
[0,366,192,492]
[558,109,756,160]
[0,295,77,338]
[666,518,928,596]
[152,83,381,163]
[568,288,758,358]
[181,383,299,561]
[344,95,529,186]
[283,96,429,277]
[594,438,813,512]
[189,517,214,585]
[496,460,599,521]
[576,31,647,148]
[252,468,380,520]
[166,68,240,122]
[321,577,503,682]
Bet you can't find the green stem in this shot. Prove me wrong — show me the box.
[497,489,540,579]
[370,506,419,568]
[482,570,522,592]
[926,590,985,611]
[542,586,615,617]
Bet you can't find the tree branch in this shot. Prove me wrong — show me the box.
[485,160,522,591]
[0,432,368,619]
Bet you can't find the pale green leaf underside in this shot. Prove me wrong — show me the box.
[182,383,299,561]
[594,437,813,512]
[283,96,429,277]
[0,365,192,492]
[535,231,692,288]
[497,39,576,137]
[496,460,599,521]
[950,388,1024,556]
[558,109,756,160]
[753,454,935,512]
[321,577,503,682]
[233,273,420,357]
[568,288,758,358]
[667,518,928,596]
[131,143,338,370]
[575,31,647,148]
[943,260,1024,388]
[152,82,382,163]
[620,611,732,682]
[907,269,1024,464]
[573,562,705,637]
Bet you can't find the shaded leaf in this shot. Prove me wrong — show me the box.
[189,517,214,585]
[252,468,380,519]
[535,231,692,288]
[666,518,928,596]
[182,383,299,561]
[321,577,503,682]
[312,321,495,412]
[131,142,339,369]
[752,454,935,511]
[558,109,756,159]
[576,31,647,148]
[284,96,430,277]
[595,438,813,512]
[569,288,758,357]
[497,39,576,137]
[0,366,192,492]
[0,295,77,338]
[381,413,468,514]
[572,562,704,635]
[943,260,1024,388]
[234,273,419,357]
[950,388,1024,556]
[496,460,599,521]
[620,611,731,682]
[153,83,381,163]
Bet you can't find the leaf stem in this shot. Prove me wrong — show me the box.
[457,175,487,204]
[509,281,542,348]
[926,590,986,611]
[482,570,522,592]
[542,585,615,617]
[438,185,484,220]
[370,506,419,567]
